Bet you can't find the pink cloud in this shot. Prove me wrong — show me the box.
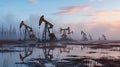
[88,10,120,16]
[54,6,92,16]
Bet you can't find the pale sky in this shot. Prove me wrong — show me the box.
[0,0,120,40]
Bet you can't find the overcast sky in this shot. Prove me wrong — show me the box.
[0,0,120,40]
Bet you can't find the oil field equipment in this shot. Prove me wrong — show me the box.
[60,27,73,40]
[102,34,107,40]
[39,15,57,41]
[81,30,88,41]
[89,34,93,40]
[20,21,36,40]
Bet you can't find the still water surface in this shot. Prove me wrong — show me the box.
[0,42,120,67]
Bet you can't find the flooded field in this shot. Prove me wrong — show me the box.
[0,41,120,67]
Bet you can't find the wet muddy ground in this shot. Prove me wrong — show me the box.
[0,40,120,67]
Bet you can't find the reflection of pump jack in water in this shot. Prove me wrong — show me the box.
[19,47,33,61]
[39,15,57,41]
[60,27,73,40]
[20,21,36,41]
[60,47,73,53]
[81,30,88,41]
[42,45,54,60]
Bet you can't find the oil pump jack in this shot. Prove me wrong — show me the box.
[39,15,57,41]
[89,34,92,40]
[20,21,36,40]
[19,47,33,61]
[60,27,73,40]
[102,34,107,40]
[81,30,88,41]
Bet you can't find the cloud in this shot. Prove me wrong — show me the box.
[27,0,38,4]
[54,5,92,16]
[88,10,120,16]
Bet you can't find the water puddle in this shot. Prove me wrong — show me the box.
[0,42,120,67]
